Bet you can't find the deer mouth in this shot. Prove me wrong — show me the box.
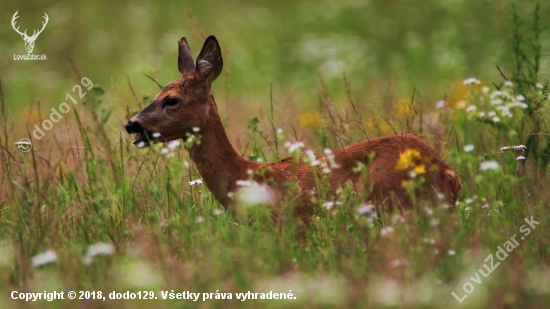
[132,131,164,148]
[133,132,150,148]
[126,121,165,148]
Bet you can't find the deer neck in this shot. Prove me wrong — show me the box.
[188,99,257,206]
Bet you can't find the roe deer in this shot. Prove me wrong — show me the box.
[125,36,461,217]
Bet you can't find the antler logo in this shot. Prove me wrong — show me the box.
[11,11,49,54]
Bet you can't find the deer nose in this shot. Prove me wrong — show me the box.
[125,121,143,134]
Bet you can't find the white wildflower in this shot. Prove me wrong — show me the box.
[31,249,57,267]
[496,105,511,116]
[168,140,181,149]
[192,127,200,132]
[492,116,500,123]
[161,147,169,154]
[236,179,253,187]
[276,128,283,134]
[479,111,486,117]
[366,214,377,228]
[357,203,374,215]
[482,204,489,209]
[516,156,525,161]
[422,238,436,244]
[504,81,513,87]
[195,216,204,224]
[536,83,543,89]
[490,91,502,100]
[501,145,526,152]
[464,144,474,152]
[236,180,273,205]
[482,86,490,94]
[136,141,146,149]
[189,179,203,186]
[380,226,394,237]
[212,209,223,216]
[391,214,406,224]
[463,77,480,85]
[466,105,477,112]
[306,149,320,166]
[285,141,305,153]
[435,100,446,109]
[86,243,113,256]
[488,111,496,117]
[516,94,525,101]
[322,201,342,210]
[448,250,456,256]
[480,160,499,171]
[84,243,114,265]
[152,132,161,138]
[323,149,340,170]
[457,101,467,108]
[491,99,503,105]
[389,259,406,268]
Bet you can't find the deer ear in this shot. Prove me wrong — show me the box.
[178,37,195,77]
[195,36,223,83]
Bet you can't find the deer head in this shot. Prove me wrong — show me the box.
[126,36,223,148]
[11,11,49,54]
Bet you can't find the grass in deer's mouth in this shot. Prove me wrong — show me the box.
[132,131,163,148]
[132,133,150,148]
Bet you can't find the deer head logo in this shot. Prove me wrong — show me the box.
[11,11,49,54]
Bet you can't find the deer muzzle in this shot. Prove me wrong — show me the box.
[125,121,158,148]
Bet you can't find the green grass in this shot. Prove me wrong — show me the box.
[1,2,550,309]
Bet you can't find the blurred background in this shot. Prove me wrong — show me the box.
[0,0,548,135]
[1,3,549,308]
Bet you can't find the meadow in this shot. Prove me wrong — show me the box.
[0,0,549,308]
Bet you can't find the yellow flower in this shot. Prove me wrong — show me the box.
[364,118,391,135]
[395,98,415,118]
[448,80,484,108]
[22,106,42,124]
[297,112,322,127]
[414,164,426,175]
[395,149,422,171]
[55,160,69,177]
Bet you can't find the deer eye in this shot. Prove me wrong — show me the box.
[163,98,179,107]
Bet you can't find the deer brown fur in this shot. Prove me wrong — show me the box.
[125,36,461,217]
